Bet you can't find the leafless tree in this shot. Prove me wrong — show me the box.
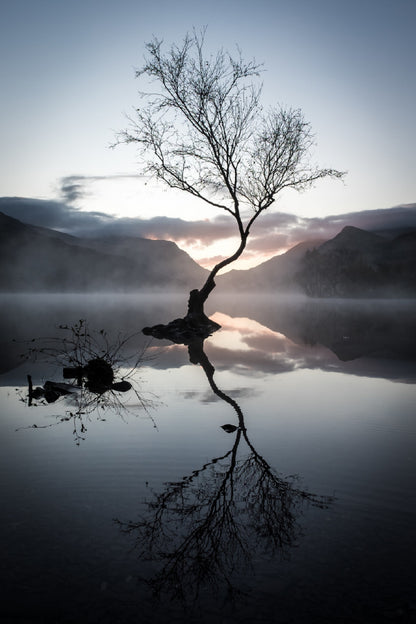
[119,29,344,322]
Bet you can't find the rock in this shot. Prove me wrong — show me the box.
[63,366,84,380]
[41,381,74,402]
[111,380,132,392]
[43,381,73,395]
[83,358,114,393]
[62,359,116,393]
[31,387,45,400]
[143,315,221,345]
[44,389,61,403]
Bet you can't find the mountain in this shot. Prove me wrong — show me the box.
[296,226,416,297]
[318,225,385,255]
[218,225,416,298]
[1,212,415,297]
[72,235,207,287]
[217,239,324,292]
[0,212,208,292]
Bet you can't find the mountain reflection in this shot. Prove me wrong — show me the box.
[154,300,416,383]
[116,334,333,603]
[1,295,415,383]
[214,296,416,368]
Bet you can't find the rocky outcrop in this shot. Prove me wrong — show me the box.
[143,315,221,344]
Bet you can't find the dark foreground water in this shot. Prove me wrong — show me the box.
[1,293,415,624]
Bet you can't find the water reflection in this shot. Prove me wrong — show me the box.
[157,303,416,384]
[9,311,334,602]
[1,294,415,383]
[116,333,333,603]
[213,296,416,381]
[2,296,415,621]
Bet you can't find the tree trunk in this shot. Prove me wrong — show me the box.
[186,279,216,324]
[186,233,248,322]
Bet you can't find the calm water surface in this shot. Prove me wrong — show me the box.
[0,293,415,623]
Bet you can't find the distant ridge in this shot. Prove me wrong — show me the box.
[1,213,415,297]
[0,212,208,292]
[217,239,324,292]
[319,225,384,252]
[296,225,416,297]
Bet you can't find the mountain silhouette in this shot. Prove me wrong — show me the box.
[217,239,324,292]
[0,212,208,292]
[296,225,416,297]
[1,213,415,296]
[319,225,384,253]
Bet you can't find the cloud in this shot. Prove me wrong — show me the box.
[294,204,416,240]
[0,196,239,241]
[1,195,415,264]
[245,203,416,254]
[196,254,230,268]
[0,196,113,233]
[106,215,236,242]
[60,177,87,203]
[245,233,294,253]
[58,173,143,204]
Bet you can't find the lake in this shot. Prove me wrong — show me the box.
[1,292,415,623]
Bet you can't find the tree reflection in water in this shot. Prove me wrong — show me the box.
[116,334,333,604]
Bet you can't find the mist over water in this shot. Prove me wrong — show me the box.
[1,292,415,623]
[2,292,415,382]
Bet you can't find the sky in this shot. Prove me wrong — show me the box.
[1,0,415,269]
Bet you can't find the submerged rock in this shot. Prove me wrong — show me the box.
[32,380,75,403]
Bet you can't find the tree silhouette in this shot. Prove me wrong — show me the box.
[116,335,333,603]
[118,29,344,323]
